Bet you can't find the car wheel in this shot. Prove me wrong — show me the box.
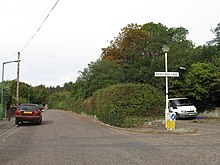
[15,120,19,125]
[176,113,180,120]
[38,119,42,125]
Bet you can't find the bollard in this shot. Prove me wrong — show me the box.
[167,113,176,130]
[166,113,171,130]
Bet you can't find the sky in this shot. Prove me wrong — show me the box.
[0,0,219,87]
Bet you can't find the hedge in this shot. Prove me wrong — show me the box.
[82,83,165,127]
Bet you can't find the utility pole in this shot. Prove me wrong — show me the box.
[16,52,20,107]
[1,63,5,119]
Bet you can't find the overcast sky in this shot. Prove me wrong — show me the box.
[0,0,219,87]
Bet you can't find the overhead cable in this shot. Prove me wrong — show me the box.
[20,0,60,52]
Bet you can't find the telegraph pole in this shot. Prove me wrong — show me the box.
[16,52,20,107]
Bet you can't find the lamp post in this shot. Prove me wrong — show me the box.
[1,60,20,119]
[162,45,170,128]
[179,66,186,70]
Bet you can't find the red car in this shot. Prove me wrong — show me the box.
[15,104,43,125]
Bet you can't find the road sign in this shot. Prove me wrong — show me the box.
[154,72,179,77]
[171,113,176,120]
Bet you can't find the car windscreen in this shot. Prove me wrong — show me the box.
[172,99,192,106]
[19,105,37,111]
[38,104,44,110]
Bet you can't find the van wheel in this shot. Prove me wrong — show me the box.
[176,113,180,120]
[15,120,19,125]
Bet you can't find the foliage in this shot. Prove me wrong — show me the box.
[1,80,50,109]
[209,23,220,46]
[102,22,193,64]
[47,91,72,110]
[0,85,12,110]
[32,85,48,104]
[183,60,220,110]
[101,22,195,94]
[76,60,124,99]
[101,23,150,62]
[81,83,165,127]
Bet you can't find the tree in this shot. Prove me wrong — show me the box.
[76,60,124,99]
[115,23,194,88]
[101,23,150,62]
[32,85,48,104]
[209,22,220,46]
[63,82,73,91]
[0,83,12,110]
[183,61,220,110]
[5,80,30,105]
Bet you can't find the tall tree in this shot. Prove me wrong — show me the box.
[209,23,220,46]
[101,23,150,62]
[76,60,124,99]
[113,22,194,86]
[183,61,220,110]
[32,85,48,104]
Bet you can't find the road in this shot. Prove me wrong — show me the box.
[0,109,220,165]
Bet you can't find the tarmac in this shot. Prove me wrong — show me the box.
[0,117,17,139]
[0,115,199,137]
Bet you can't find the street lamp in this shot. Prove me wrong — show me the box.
[1,60,20,119]
[179,66,186,70]
[162,45,170,128]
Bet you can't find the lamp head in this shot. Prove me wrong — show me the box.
[162,45,170,53]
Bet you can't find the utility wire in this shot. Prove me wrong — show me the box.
[20,0,60,52]
[31,0,54,35]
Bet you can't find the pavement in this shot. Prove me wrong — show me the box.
[0,117,15,127]
[121,121,198,134]
[105,119,199,135]
[79,113,199,134]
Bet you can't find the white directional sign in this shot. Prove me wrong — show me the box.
[155,72,179,77]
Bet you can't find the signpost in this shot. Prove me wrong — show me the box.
[156,44,179,130]
[155,71,179,130]
[155,72,179,77]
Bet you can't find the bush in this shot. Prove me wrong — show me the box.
[122,116,145,128]
[82,83,165,127]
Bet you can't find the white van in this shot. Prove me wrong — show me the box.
[168,98,198,119]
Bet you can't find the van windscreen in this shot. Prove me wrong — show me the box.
[172,99,192,106]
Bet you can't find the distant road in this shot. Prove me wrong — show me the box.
[0,110,220,165]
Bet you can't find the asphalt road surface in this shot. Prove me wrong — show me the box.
[0,110,220,165]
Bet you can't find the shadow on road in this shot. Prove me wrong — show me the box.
[17,120,54,127]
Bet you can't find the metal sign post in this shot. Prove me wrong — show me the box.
[155,71,179,129]
[155,45,179,129]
